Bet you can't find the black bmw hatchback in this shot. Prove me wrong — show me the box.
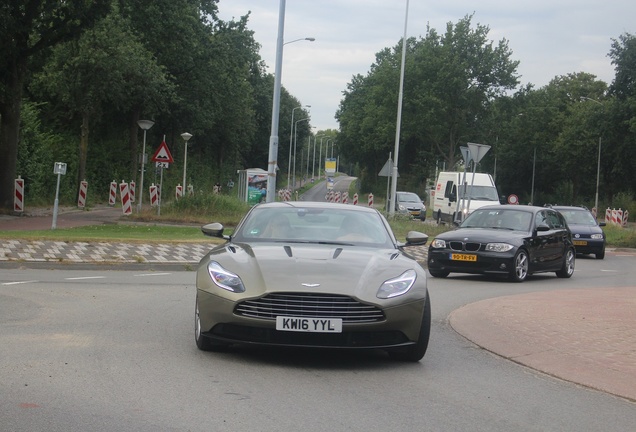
[427,205,576,282]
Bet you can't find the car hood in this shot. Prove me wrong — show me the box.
[200,242,427,304]
[568,225,602,235]
[436,228,528,243]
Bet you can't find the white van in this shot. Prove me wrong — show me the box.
[432,171,500,224]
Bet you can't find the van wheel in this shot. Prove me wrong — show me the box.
[436,210,442,225]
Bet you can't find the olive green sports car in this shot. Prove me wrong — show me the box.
[195,201,431,361]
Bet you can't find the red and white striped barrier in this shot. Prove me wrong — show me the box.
[129,181,136,203]
[149,184,158,207]
[353,193,358,205]
[77,180,88,208]
[14,176,24,213]
[342,192,349,204]
[176,184,183,199]
[368,193,374,207]
[119,180,132,215]
[334,191,341,203]
[605,207,629,227]
[187,184,194,196]
[109,180,117,206]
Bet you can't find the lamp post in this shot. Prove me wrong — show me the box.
[181,132,192,190]
[389,0,409,216]
[530,147,536,205]
[137,119,154,212]
[581,96,604,218]
[266,0,315,202]
[293,117,309,190]
[284,37,315,45]
[313,134,323,180]
[288,105,310,188]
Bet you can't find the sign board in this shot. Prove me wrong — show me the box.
[53,162,67,175]
[324,158,337,175]
[151,141,174,163]
[508,194,519,205]
[378,158,399,177]
[156,162,169,168]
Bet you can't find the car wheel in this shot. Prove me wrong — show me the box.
[596,248,605,259]
[428,268,449,278]
[556,248,576,278]
[389,294,431,362]
[436,210,442,225]
[195,298,227,351]
[509,249,529,282]
[420,212,426,222]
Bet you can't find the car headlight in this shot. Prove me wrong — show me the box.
[377,269,417,299]
[430,238,446,248]
[398,204,407,211]
[590,234,604,239]
[207,261,245,293]
[485,243,514,252]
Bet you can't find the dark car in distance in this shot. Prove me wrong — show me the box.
[427,205,575,282]
[550,205,606,259]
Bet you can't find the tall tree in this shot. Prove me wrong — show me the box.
[0,0,110,210]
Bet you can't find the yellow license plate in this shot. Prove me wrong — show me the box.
[450,253,477,262]
[573,240,588,246]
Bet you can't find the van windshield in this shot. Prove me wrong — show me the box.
[457,185,499,201]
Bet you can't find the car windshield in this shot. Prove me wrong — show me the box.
[233,206,395,247]
[461,208,533,231]
[558,209,597,226]
[397,192,421,203]
[456,185,499,201]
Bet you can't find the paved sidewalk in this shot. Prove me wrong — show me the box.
[1,207,635,402]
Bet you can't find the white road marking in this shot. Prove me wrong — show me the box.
[65,276,107,280]
[134,273,172,277]
[2,280,39,285]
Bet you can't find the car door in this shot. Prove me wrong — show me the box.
[542,209,569,269]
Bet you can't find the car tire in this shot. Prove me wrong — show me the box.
[195,298,227,351]
[556,248,576,278]
[428,268,450,278]
[389,294,431,362]
[420,211,426,222]
[436,210,442,225]
[596,249,605,260]
[509,249,529,282]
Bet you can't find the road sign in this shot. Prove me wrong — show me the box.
[508,194,519,205]
[151,141,174,163]
[156,162,169,168]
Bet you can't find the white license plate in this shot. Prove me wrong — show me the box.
[276,316,343,333]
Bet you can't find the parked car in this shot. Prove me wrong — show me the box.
[395,191,427,220]
[550,205,606,259]
[427,205,575,282]
[195,201,432,361]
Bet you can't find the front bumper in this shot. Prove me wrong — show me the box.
[427,249,516,275]
[196,289,427,349]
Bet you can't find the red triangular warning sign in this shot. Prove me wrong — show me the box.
[151,141,174,163]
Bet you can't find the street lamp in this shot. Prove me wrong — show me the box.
[581,96,604,218]
[266,0,316,202]
[284,37,315,45]
[293,117,309,190]
[313,134,324,180]
[137,119,154,212]
[181,132,193,191]
[288,105,310,188]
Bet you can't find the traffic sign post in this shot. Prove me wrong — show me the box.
[151,140,174,216]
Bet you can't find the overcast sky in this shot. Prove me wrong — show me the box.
[217,0,634,132]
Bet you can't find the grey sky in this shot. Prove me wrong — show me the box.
[218,0,634,131]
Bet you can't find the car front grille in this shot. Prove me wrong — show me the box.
[449,241,482,252]
[235,293,385,323]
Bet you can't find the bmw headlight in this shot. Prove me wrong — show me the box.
[207,261,245,293]
[485,243,514,252]
[377,269,417,299]
[591,234,604,239]
[431,238,447,248]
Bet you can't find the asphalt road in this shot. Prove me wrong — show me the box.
[2,268,635,432]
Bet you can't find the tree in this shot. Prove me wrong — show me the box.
[0,0,110,210]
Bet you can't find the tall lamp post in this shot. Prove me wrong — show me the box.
[181,132,192,190]
[312,134,324,180]
[137,119,155,212]
[266,0,315,202]
[581,96,604,217]
[293,117,309,190]
[389,0,409,216]
[288,105,310,188]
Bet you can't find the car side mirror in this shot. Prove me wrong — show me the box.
[404,231,428,246]
[535,223,550,232]
[449,193,456,202]
[202,222,226,238]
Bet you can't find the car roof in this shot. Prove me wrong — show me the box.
[476,204,546,214]
[549,205,590,211]
[253,201,380,214]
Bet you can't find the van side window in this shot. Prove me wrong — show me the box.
[444,181,454,199]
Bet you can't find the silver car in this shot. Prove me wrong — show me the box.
[195,201,431,361]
